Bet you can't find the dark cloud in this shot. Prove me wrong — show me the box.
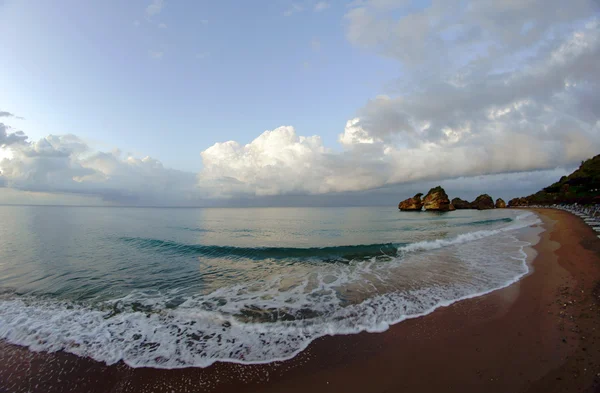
[0,111,24,120]
[0,123,28,146]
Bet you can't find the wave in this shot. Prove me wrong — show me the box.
[398,214,539,253]
[119,217,524,263]
[465,217,513,226]
[0,212,543,369]
[119,237,403,262]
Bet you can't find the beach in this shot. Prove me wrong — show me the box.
[1,208,600,393]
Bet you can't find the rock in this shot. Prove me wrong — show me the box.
[451,197,473,209]
[472,194,495,210]
[423,186,452,211]
[398,193,423,211]
[495,198,506,208]
[449,203,456,211]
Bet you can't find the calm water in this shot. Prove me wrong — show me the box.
[0,205,541,368]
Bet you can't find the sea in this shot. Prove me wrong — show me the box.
[0,205,542,368]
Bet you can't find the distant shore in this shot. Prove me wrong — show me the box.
[1,209,600,393]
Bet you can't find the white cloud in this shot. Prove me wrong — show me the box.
[158,23,167,29]
[195,52,210,60]
[0,134,198,205]
[338,118,376,146]
[199,126,331,197]
[145,0,164,17]
[314,2,330,12]
[196,17,600,198]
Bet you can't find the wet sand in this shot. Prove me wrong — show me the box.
[1,208,600,393]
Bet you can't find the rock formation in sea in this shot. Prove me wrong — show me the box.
[495,198,506,208]
[398,193,424,211]
[451,197,473,209]
[508,154,600,207]
[423,186,453,211]
[472,194,495,210]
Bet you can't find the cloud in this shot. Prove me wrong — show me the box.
[314,2,330,12]
[0,111,24,120]
[195,52,210,60]
[338,118,377,146]
[284,4,303,16]
[145,0,164,17]
[158,23,167,29]
[197,15,600,198]
[3,2,600,206]
[348,18,600,148]
[0,123,28,147]
[345,0,598,70]
[0,132,198,205]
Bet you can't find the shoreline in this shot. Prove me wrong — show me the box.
[1,209,600,392]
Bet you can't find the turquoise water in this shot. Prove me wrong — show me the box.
[0,206,540,368]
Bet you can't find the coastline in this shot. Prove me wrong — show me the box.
[1,209,600,393]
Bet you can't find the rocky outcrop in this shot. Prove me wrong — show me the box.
[398,193,423,211]
[472,194,494,210]
[451,197,473,209]
[423,186,452,211]
[495,198,506,208]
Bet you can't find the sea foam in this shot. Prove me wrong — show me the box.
[0,212,542,369]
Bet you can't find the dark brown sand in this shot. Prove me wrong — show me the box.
[2,209,600,393]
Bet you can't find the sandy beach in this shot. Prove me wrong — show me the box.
[1,208,600,393]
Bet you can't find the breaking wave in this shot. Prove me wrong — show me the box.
[0,211,542,369]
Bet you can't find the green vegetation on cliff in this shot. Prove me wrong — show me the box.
[509,154,600,206]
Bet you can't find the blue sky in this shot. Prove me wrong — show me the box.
[1,0,599,206]
[1,0,401,171]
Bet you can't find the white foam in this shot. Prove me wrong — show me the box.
[398,213,540,254]
[0,212,542,369]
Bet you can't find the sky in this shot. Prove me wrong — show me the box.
[1,0,599,206]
